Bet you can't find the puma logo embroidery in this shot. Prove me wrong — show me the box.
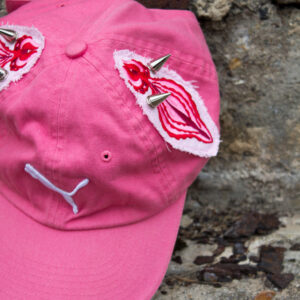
[25,163,89,214]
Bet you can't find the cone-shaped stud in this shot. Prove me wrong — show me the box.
[0,28,17,43]
[0,68,8,81]
[147,92,171,108]
[147,54,171,74]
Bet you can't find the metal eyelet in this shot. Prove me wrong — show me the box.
[101,150,112,162]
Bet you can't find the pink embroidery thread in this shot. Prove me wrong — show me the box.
[123,59,213,144]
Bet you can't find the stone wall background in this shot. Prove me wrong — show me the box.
[1,0,299,299]
[189,0,300,214]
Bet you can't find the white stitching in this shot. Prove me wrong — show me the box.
[24,163,89,214]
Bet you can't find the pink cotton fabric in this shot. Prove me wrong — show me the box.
[0,0,220,299]
[0,186,187,299]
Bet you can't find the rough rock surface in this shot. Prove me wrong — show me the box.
[139,0,190,9]
[153,214,300,299]
[275,0,300,4]
[191,0,233,21]
[192,0,300,214]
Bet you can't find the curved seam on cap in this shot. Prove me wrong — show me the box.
[41,1,106,222]
[102,41,185,204]
[81,55,175,206]
[108,42,182,205]
[49,60,73,225]
[82,54,171,200]
[89,36,216,81]
[96,41,191,204]
[0,59,71,223]
[0,55,65,105]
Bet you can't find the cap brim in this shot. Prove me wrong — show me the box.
[0,190,186,300]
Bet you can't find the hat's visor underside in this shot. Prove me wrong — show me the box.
[0,190,186,300]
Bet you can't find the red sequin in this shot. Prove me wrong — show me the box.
[123,59,213,143]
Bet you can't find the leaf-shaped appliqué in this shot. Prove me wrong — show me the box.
[113,49,220,157]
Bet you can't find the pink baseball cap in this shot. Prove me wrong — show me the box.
[0,0,220,299]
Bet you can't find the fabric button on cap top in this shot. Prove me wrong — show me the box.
[65,40,87,58]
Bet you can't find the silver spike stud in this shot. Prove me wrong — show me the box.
[0,68,8,81]
[147,92,171,108]
[0,28,17,43]
[147,54,171,74]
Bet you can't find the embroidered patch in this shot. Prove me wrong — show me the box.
[113,49,220,157]
[0,24,45,92]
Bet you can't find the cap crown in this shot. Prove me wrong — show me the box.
[0,0,220,230]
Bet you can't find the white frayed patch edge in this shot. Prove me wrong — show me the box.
[0,23,45,92]
[113,49,220,158]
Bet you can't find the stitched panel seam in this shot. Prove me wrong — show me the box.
[82,54,174,206]
[100,40,196,204]
[104,40,184,204]
[89,35,217,82]
[49,60,73,225]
